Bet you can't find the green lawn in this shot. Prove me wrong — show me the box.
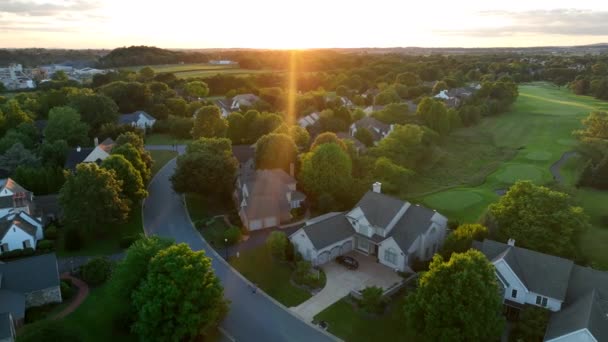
[120,62,279,79]
[410,82,608,269]
[230,245,311,307]
[145,133,191,146]
[313,292,418,342]
[149,150,178,177]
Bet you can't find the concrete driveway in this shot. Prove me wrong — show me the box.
[291,252,402,322]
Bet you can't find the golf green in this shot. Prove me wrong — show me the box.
[492,164,545,184]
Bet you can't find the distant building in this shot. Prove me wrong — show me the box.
[297,112,320,128]
[349,117,393,145]
[0,64,35,91]
[0,179,43,254]
[209,60,237,65]
[64,138,115,171]
[118,111,156,130]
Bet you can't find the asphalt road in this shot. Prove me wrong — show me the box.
[142,157,337,342]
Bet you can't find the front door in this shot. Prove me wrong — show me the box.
[373,244,379,257]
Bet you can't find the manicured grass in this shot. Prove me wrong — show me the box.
[149,150,177,177]
[145,133,191,146]
[313,292,418,342]
[199,218,232,249]
[230,245,311,307]
[185,194,233,223]
[120,63,279,79]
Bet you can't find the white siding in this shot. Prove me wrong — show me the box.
[525,291,562,312]
[0,225,36,252]
[0,188,14,196]
[546,329,598,342]
[346,208,373,237]
[83,147,110,163]
[378,237,407,272]
[290,229,316,262]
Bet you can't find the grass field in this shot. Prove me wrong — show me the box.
[122,63,277,79]
[411,82,608,269]
[145,133,192,146]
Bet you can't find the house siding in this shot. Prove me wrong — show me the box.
[83,148,110,163]
[546,329,598,342]
[290,229,316,262]
[378,237,408,272]
[0,226,36,252]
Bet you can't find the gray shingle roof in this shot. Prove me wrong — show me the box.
[0,212,39,240]
[118,111,155,125]
[238,169,300,221]
[0,290,24,320]
[64,147,94,171]
[232,145,255,165]
[353,117,391,142]
[545,290,608,341]
[299,213,354,250]
[474,239,574,301]
[389,204,436,252]
[0,312,15,339]
[0,253,60,293]
[354,191,406,229]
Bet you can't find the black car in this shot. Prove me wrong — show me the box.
[336,255,359,270]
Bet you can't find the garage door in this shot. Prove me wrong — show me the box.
[330,246,341,259]
[263,217,278,228]
[248,219,262,230]
[317,251,330,265]
[340,240,353,254]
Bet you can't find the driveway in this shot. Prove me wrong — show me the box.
[291,252,403,322]
[142,152,337,342]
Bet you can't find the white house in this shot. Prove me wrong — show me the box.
[290,182,447,272]
[298,112,320,128]
[0,179,43,254]
[473,239,608,342]
[118,111,156,130]
[349,117,394,145]
[0,179,34,218]
[231,94,260,111]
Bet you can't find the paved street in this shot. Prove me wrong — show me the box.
[142,156,338,342]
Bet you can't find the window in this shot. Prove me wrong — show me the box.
[22,240,31,249]
[0,243,8,253]
[536,296,548,307]
[384,248,397,265]
[542,297,548,307]
[358,238,369,252]
[511,289,517,298]
[432,243,438,254]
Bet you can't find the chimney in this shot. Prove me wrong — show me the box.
[372,182,382,194]
[76,146,81,152]
[94,137,99,146]
[507,238,515,247]
[289,163,295,177]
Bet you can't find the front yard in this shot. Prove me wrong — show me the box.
[313,291,419,342]
[230,245,313,307]
[145,133,191,146]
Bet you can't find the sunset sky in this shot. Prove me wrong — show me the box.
[2,0,608,49]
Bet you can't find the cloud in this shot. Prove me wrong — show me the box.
[0,0,101,16]
[437,9,608,37]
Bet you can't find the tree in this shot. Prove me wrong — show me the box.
[165,97,188,117]
[81,257,113,286]
[102,155,148,205]
[192,105,228,138]
[0,129,35,153]
[59,163,130,234]
[396,72,420,86]
[99,81,152,113]
[487,181,590,258]
[171,138,238,196]
[2,99,32,131]
[372,157,414,194]
[354,127,374,147]
[0,143,39,174]
[44,106,90,147]
[360,286,385,314]
[52,70,69,82]
[373,103,410,125]
[432,80,448,94]
[289,125,310,150]
[371,124,432,170]
[38,139,68,167]
[138,66,155,80]
[416,97,451,135]
[404,250,505,342]
[112,142,151,184]
[310,132,347,151]
[374,88,401,105]
[255,133,297,172]
[510,307,550,342]
[13,166,65,195]
[441,224,488,258]
[576,111,608,140]
[335,85,349,97]
[300,143,352,201]
[184,81,209,98]
[69,93,119,133]
[109,236,174,324]
[227,112,247,143]
[168,116,194,139]
[267,231,288,260]
[132,244,228,341]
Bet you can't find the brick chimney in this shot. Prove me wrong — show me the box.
[94,137,99,146]
[372,182,382,194]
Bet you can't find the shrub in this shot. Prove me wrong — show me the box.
[36,240,54,251]
[223,226,242,245]
[119,235,138,249]
[285,241,295,262]
[15,320,82,342]
[293,261,325,288]
[81,257,113,286]
[22,247,35,256]
[60,280,75,300]
[266,231,288,260]
[411,257,431,273]
[360,286,386,314]
[0,249,22,260]
[63,228,83,251]
[510,307,550,342]
[44,225,58,240]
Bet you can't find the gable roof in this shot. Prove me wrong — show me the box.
[118,111,155,125]
[64,147,94,171]
[545,290,608,341]
[353,191,406,229]
[474,239,574,301]
[232,145,255,166]
[215,99,232,114]
[336,132,366,151]
[300,213,355,250]
[0,253,60,293]
[97,137,115,153]
[0,291,24,321]
[0,178,28,195]
[0,212,40,240]
[238,169,299,221]
[390,204,437,251]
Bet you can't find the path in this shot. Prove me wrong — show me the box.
[52,274,89,320]
[550,151,578,184]
[142,155,337,342]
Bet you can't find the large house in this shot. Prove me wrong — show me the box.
[0,253,62,339]
[349,117,393,145]
[0,179,43,254]
[118,111,156,130]
[64,138,115,171]
[290,183,447,272]
[298,112,320,129]
[473,239,608,342]
[214,94,260,118]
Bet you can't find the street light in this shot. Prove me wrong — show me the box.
[224,238,228,260]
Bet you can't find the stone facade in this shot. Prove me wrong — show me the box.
[24,286,62,308]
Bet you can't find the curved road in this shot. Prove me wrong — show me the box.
[142,156,337,342]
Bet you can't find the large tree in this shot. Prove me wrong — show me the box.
[132,244,228,341]
[255,133,297,172]
[372,157,414,194]
[416,97,451,135]
[0,143,40,174]
[171,138,238,196]
[101,155,148,205]
[191,105,228,138]
[68,93,119,133]
[441,224,489,258]
[112,142,151,184]
[300,143,352,201]
[310,132,347,151]
[404,250,505,342]
[59,163,130,234]
[487,181,589,258]
[44,106,90,147]
[183,81,209,98]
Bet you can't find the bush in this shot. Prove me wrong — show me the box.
[510,307,550,342]
[223,226,242,245]
[60,279,75,300]
[266,231,288,260]
[119,235,138,249]
[293,261,325,288]
[0,249,23,260]
[22,247,35,256]
[44,225,58,240]
[359,286,386,314]
[36,240,54,251]
[285,241,295,262]
[81,257,113,286]
[63,228,83,251]
[411,257,431,273]
[16,320,82,342]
